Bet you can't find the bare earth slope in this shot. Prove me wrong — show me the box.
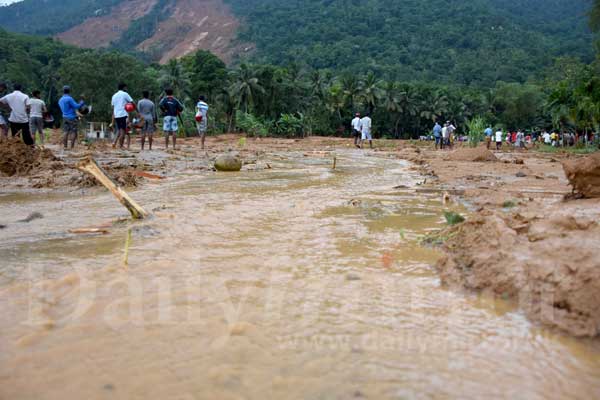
[55,0,245,64]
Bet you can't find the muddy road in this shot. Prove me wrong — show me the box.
[1,138,600,399]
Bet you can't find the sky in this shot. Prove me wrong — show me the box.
[0,0,21,5]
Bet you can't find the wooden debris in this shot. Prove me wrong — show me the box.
[77,157,149,220]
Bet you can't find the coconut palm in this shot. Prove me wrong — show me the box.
[360,71,383,114]
[230,64,265,113]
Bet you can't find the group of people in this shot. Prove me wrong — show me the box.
[350,112,373,149]
[0,83,48,146]
[432,121,457,150]
[108,83,209,151]
[0,81,210,151]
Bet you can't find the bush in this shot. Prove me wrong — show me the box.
[276,113,304,137]
[444,211,465,226]
[465,116,486,148]
[236,112,268,137]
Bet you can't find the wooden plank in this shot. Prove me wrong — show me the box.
[77,157,149,220]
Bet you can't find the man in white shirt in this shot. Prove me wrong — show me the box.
[495,129,503,150]
[359,113,373,149]
[441,123,449,150]
[28,90,47,145]
[351,112,362,148]
[542,131,551,145]
[0,83,33,145]
[446,121,456,149]
[196,95,209,150]
[111,82,134,148]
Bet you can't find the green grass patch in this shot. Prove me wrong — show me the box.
[502,200,517,209]
[444,211,465,226]
[536,144,599,155]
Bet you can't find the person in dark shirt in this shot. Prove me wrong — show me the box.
[158,88,183,149]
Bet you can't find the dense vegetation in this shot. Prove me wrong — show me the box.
[1,0,600,141]
[0,0,595,85]
[226,0,594,86]
[0,0,120,35]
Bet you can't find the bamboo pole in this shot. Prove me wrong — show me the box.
[77,157,149,220]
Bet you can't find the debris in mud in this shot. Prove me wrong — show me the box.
[346,273,362,281]
[447,147,498,162]
[18,212,44,223]
[516,172,527,178]
[436,207,600,337]
[562,152,600,198]
[0,138,64,176]
[71,166,140,188]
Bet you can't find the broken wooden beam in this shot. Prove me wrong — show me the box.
[77,157,149,220]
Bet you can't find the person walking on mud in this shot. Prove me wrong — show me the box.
[0,83,33,146]
[58,86,85,149]
[196,95,209,150]
[28,90,47,146]
[159,88,184,149]
[359,113,373,149]
[0,82,9,138]
[137,91,156,150]
[111,83,134,149]
[351,112,362,148]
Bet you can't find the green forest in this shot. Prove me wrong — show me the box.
[0,0,600,140]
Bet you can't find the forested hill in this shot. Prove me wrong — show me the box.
[224,0,595,85]
[0,0,595,86]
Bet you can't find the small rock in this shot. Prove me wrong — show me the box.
[346,274,361,281]
[103,384,115,391]
[516,172,527,178]
[514,158,524,165]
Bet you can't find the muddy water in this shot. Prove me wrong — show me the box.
[1,150,599,400]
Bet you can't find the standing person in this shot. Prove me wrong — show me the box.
[137,90,156,150]
[484,126,493,150]
[196,95,209,150]
[495,128,503,150]
[111,83,134,149]
[433,121,442,150]
[159,88,183,149]
[446,121,456,150]
[542,130,551,145]
[441,123,448,150]
[0,83,33,145]
[28,90,47,145]
[0,82,9,138]
[359,112,373,149]
[58,86,85,149]
[515,130,525,149]
[351,112,362,148]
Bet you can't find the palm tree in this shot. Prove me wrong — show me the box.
[420,90,449,125]
[340,74,361,112]
[381,81,401,137]
[230,64,265,113]
[360,72,383,115]
[159,59,192,101]
[397,86,419,138]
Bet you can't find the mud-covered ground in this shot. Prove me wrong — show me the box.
[397,143,600,337]
[1,133,599,337]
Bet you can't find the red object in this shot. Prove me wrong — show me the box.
[125,102,136,113]
[195,114,203,122]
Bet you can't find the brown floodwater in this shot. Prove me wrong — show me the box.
[1,150,599,399]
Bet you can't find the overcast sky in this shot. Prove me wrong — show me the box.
[0,0,21,5]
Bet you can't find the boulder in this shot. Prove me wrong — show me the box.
[214,154,242,172]
[562,152,600,198]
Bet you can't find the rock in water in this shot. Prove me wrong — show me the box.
[214,154,242,172]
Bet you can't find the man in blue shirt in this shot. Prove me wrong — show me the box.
[58,86,85,149]
[484,126,493,150]
[433,122,442,150]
